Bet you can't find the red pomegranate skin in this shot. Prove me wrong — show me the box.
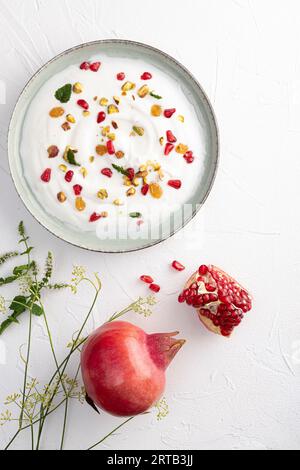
[81,321,185,417]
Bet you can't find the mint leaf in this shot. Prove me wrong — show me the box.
[112,164,129,176]
[129,212,142,218]
[32,304,44,317]
[55,84,72,103]
[66,149,80,166]
[13,264,29,276]
[9,296,28,316]
[150,91,162,100]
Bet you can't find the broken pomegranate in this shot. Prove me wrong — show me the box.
[106,140,115,155]
[77,99,89,110]
[97,111,106,124]
[126,168,135,181]
[166,130,177,143]
[179,265,252,337]
[141,72,152,80]
[149,284,161,293]
[90,62,101,72]
[172,261,185,272]
[183,151,194,164]
[65,170,74,183]
[40,168,51,183]
[141,184,149,196]
[164,143,175,156]
[81,321,185,416]
[168,180,182,189]
[73,184,83,196]
[101,168,113,178]
[140,275,154,284]
[80,61,90,70]
[117,72,125,81]
[89,212,102,223]
[164,108,176,119]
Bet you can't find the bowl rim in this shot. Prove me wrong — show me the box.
[7,38,220,254]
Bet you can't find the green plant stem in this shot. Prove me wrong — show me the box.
[87,417,135,450]
[4,336,86,450]
[36,282,101,449]
[59,363,81,450]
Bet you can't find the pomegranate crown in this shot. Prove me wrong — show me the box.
[147,331,185,370]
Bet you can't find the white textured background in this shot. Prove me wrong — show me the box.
[0,0,300,451]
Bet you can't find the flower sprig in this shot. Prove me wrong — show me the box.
[1,222,160,451]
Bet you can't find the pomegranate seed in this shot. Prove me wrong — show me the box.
[80,61,90,70]
[166,130,177,143]
[101,168,113,178]
[107,140,115,155]
[90,62,101,72]
[140,275,154,284]
[141,184,149,196]
[126,168,135,180]
[178,293,186,303]
[117,72,125,81]
[73,184,83,196]
[41,168,51,183]
[149,284,160,293]
[65,170,74,183]
[198,265,208,275]
[182,289,190,299]
[141,72,152,80]
[172,261,185,272]
[206,284,216,292]
[184,151,194,164]
[90,212,102,222]
[77,99,89,110]
[164,143,175,156]
[97,111,106,124]
[168,180,182,189]
[164,108,176,118]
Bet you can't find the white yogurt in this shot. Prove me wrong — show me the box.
[21,54,205,233]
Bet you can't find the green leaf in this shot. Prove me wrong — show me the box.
[9,296,28,316]
[0,275,18,286]
[55,84,72,103]
[112,164,129,177]
[150,91,162,100]
[13,264,29,276]
[129,212,142,219]
[20,247,34,256]
[32,304,44,317]
[66,149,80,166]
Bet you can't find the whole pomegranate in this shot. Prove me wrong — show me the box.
[179,265,252,337]
[81,321,185,417]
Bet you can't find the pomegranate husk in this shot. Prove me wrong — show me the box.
[183,265,252,338]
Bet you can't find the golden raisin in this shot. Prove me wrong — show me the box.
[151,105,162,117]
[96,145,107,156]
[50,107,64,118]
[150,182,163,199]
[75,197,86,212]
[57,192,67,203]
[176,143,189,154]
[115,150,125,159]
